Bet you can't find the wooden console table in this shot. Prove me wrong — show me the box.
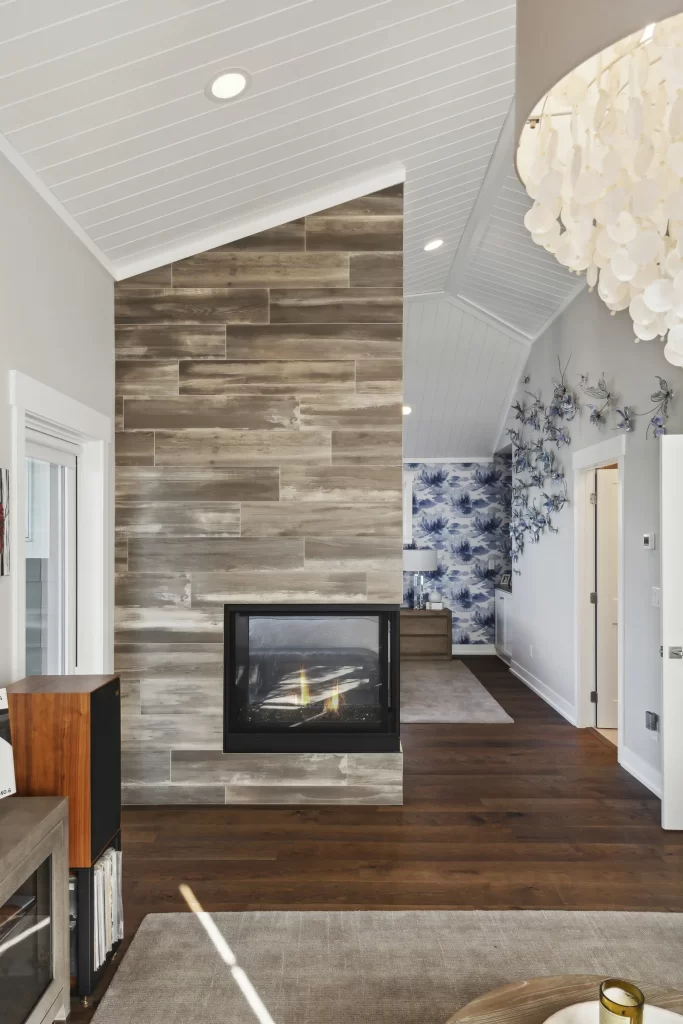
[400,609,452,660]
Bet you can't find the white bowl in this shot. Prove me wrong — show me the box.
[545,1002,683,1024]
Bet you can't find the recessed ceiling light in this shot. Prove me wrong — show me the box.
[423,238,443,251]
[402,405,412,415]
[206,70,250,102]
[641,22,655,42]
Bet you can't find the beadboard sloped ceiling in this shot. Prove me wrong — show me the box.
[0,0,588,456]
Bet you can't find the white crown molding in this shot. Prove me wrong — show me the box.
[0,130,117,279]
[116,163,406,280]
[446,102,515,296]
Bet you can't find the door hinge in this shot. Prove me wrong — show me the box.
[590,492,598,505]
[590,690,598,703]
[590,592,597,605]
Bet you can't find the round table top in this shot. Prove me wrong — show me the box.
[447,975,683,1024]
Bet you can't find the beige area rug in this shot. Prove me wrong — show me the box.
[400,659,513,723]
[92,911,683,1024]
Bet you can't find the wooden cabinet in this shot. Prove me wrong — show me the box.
[494,588,512,663]
[7,675,121,869]
[400,609,452,660]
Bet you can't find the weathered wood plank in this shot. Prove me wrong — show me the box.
[270,288,402,324]
[222,784,401,804]
[224,324,401,361]
[240,500,401,537]
[121,785,225,804]
[350,252,403,287]
[115,396,124,431]
[331,429,402,465]
[305,217,403,252]
[115,431,154,466]
[127,536,304,573]
[115,360,179,397]
[191,570,367,605]
[115,573,191,609]
[121,750,170,786]
[366,570,404,602]
[115,288,268,324]
[179,360,354,395]
[116,325,226,360]
[307,185,403,219]
[280,464,401,503]
[120,714,223,751]
[114,643,222,681]
[154,429,330,466]
[355,358,402,395]
[173,252,348,288]
[304,536,402,571]
[213,219,305,251]
[116,466,279,502]
[300,393,401,428]
[171,751,346,786]
[116,266,172,290]
[115,501,240,536]
[116,606,224,644]
[124,395,299,430]
[115,532,128,572]
[140,678,222,716]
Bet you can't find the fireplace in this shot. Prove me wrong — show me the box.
[224,604,400,753]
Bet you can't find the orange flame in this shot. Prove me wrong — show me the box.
[299,669,310,707]
[324,681,340,713]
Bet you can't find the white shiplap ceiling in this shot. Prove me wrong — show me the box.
[0,0,589,457]
[403,294,528,458]
[0,0,515,281]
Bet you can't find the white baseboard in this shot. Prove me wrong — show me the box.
[618,745,662,798]
[452,644,497,655]
[510,660,577,725]
[495,644,511,665]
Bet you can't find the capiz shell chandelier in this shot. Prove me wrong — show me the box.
[516,14,683,368]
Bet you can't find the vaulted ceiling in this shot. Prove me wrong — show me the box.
[0,0,586,457]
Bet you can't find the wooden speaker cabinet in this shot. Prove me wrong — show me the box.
[400,609,453,660]
[7,675,121,869]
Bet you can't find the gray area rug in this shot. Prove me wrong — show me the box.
[93,911,683,1024]
[400,659,513,723]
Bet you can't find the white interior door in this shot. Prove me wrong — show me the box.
[596,467,619,728]
[661,435,683,830]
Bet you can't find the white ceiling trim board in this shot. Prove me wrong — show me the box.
[118,161,405,279]
[0,127,115,276]
[450,292,533,344]
[445,99,513,295]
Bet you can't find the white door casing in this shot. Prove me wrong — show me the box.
[596,467,619,729]
[661,434,683,830]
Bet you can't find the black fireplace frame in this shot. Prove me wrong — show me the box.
[223,603,400,753]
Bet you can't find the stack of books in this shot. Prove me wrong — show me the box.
[93,847,123,970]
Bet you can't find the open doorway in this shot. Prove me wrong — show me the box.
[593,464,619,746]
[574,436,625,750]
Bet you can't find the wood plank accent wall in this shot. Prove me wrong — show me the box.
[113,185,403,795]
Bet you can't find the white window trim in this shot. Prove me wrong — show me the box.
[10,371,112,680]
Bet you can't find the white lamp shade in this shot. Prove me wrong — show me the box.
[403,548,438,572]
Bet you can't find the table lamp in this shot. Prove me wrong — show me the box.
[403,548,438,610]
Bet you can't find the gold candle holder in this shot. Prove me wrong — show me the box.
[599,980,645,1024]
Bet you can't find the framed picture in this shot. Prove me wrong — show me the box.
[499,572,511,588]
[0,689,16,800]
[0,468,8,576]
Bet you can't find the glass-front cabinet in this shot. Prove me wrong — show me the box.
[0,857,53,1024]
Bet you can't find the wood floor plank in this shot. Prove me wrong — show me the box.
[116,325,226,360]
[115,288,269,325]
[224,323,401,361]
[179,359,355,395]
[154,428,330,467]
[173,252,349,288]
[116,466,279,502]
[270,287,402,324]
[123,395,299,430]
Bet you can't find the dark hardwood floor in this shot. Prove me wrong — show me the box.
[70,656,683,1020]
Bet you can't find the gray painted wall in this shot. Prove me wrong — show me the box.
[0,153,114,685]
[504,287,683,788]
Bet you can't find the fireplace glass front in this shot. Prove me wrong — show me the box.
[224,605,399,753]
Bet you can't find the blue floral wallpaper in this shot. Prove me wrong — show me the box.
[403,458,512,646]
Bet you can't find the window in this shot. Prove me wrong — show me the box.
[25,432,77,675]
